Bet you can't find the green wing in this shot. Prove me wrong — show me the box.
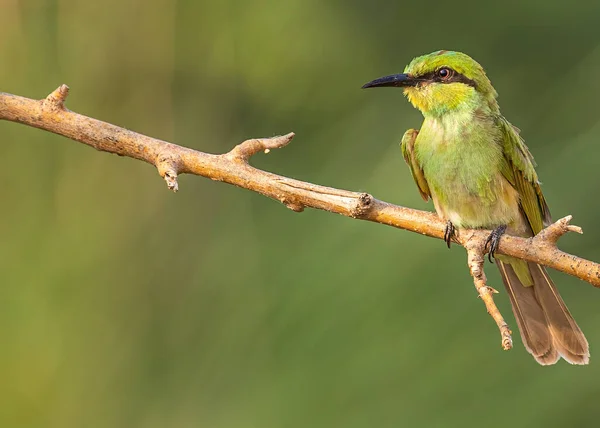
[401,129,430,201]
[498,118,551,234]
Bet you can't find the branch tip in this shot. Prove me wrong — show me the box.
[536,215,583,244]
[228,132,295,161]
[163,171,179,192]
[501,327,513,351]
[43,84,70,110]
[271,132,295,147]
[156,155,180,192]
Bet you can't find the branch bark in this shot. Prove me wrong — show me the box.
[2,85,599,350]
[466,240,513,350]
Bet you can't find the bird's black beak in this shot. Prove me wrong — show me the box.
[361,73,419,89]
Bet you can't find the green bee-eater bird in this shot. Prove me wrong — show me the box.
[363,50,589,365]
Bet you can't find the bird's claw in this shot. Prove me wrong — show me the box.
[444,221,455,248]
[484,225,507,263]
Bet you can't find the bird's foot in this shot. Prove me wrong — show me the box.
[444,220,455,248]
[484,225,507,263]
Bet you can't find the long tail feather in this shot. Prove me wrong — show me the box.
[529,263,589,364]
[497,261,589,365]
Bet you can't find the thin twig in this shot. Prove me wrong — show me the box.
[466,241,513,350]
[1,85,599,349]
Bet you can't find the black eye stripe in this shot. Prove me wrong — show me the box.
[417,68,477,88]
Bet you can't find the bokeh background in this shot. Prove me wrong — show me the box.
[2,1,600,427]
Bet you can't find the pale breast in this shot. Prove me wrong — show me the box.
[429,173,521,229]
[415,113,522,230]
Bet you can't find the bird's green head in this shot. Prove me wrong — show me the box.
[363,50,499,116]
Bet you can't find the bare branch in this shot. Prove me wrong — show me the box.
[535,215,582,243]
[227,133,295,161]
[1,85,599,349]
[466,240,513,350]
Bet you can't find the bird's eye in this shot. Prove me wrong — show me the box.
[437,68,454,80]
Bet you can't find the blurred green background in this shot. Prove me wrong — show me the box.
[2,1,600,427]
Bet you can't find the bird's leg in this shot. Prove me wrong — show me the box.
[484,224,507,263]
[444,220,455,248]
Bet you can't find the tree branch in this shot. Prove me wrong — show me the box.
[2,85,599,350]
[466,240,513,350]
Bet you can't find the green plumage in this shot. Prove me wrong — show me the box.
[364,50,589,365]
[497,118,551,234]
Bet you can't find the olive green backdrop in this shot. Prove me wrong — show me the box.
[2,1,600,427]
